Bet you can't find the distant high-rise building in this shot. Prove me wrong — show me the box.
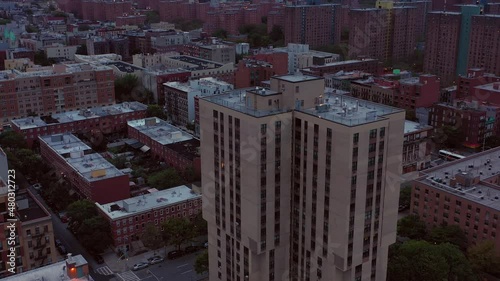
[349,5,418,62]
[423,11,462,86]
[199,74,404,281]
[423,4,489,86]
[284,4,342,48]
[467,15,500,76]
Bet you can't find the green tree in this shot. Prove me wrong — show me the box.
[399,184,411,208]
[388,240,477,281]
[428,225,468,251]
[77,216,113,253]
[114,74,139,102]
[212,28,228,39]
[269,25,284,45]
[146,105,167,120]
[42,183,72,211]
[34,50,56,66]
[191,212,207,236]
[194,250,209,275]
[14,149,42,175]
[397,215,427,240]
[67,200,97,232]
[147,168,182,190]
[161,217,194,250]
[441,125,464,149]
[109,155,127,169]
[0,131,27,149]
[145,11,160,24]
[467,240,500,277]
[141,224,164,252]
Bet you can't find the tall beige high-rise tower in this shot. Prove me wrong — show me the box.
[199,73,404,281]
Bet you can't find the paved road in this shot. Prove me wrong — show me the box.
[24,181,112,281]
[130,251,208,281]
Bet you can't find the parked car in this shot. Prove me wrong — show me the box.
[147,256,164,265]
[31,183,42,191]
[132,262,149,271]
[204,242,208,248]
[57,245,67,255]
[167,250,184,260]
[55,238,62,247]
[184,246,199,254]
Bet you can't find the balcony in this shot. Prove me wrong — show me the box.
[33,241,46,250]
[34,254,47,261]
[32,231,45,238]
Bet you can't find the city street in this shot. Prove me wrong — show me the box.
[19,173,112,281]
[117,252,208,281]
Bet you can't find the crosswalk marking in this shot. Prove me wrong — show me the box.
[117,270,141,281]
[95,266,114,276]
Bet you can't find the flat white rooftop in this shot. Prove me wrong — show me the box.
[299,93,403,126]
[97,185,201,220]
[11,102,147,130]
[416,147,500,211]
[274,73,322,83]
[127,117,193,145]
[2,255,91,281]
[39,134,125,183]
[404,120,432,134]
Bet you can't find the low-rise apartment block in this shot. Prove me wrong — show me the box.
[411,147,500,253]
[164,77,233,127]
[403,121,433,173]
[127,118,201,176]
[350,74,440,111]
[429,100,500,149]
[96,185,202,251]
[0,63,116,125]
[302,58,381,77]
[11,102,148,147]
[0,189,58,277]
[39,134,130,204]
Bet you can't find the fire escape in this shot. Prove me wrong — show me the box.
[32,230,47,266]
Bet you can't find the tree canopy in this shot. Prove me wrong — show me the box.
[388,240,477,281]
[399,184,411,208]
[141,224,164,251]
[146,105,167,120]
[66,200,98,232]
[428,225,468,251]
[467,240,500,277]
[114,74,140,102]
[0,131,27,150]
[397,215,427,240]
[161,217,194,250]
[194,250,209,275]
[147,168,183,190]
[77,216,113,253]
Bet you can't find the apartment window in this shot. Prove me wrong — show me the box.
[370,129,377,139]
[380,127,385,137]
[353,133,359,143]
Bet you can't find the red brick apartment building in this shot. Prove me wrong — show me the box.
[0,63,116,125]
[127,118,201,177]
[39,134,130,204]
[423,11,462,87]
[456,68,500,99]
[59,0,133,22]
[350,74,440,110]
[429,101,500,149]
[349,6,418,62]
[96,185,202,251]
[10,102,148,147]
[411,147,500,254]
[284,4,342,48]
[234,52,288,88]
[302,58,381,77]
[467,15,500,76]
